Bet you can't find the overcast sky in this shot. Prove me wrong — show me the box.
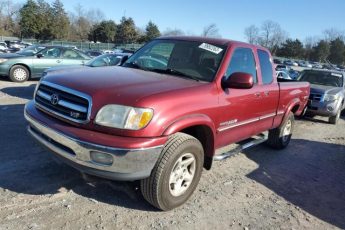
[19,0,345,41]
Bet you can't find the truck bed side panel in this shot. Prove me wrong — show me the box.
[273,82,310,128]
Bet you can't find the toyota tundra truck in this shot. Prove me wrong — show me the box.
[24,36,310,210]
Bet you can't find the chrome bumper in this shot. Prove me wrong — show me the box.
[307,99,342,117]
[24,111,163,181]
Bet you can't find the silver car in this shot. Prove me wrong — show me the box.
[299,69,345,124]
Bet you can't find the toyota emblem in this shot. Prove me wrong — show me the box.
[50,94,59,105]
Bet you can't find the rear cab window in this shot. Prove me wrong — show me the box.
[257,49,273,84]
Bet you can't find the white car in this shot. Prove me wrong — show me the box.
[276,70,293,80]
[0,42,7,52]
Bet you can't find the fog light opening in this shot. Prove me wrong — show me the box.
[90,151,113,166]
[327,106,334,112]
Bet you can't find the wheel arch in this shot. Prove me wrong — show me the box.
[163,114,216,170]
[9,63,32,78]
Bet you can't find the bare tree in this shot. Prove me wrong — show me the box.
[244,25,259,44]
[87,8,105,25]
[0,0,21,36]
[259,20,287,53]
[304,36,320,49]
[162,28,185,36]
[202,23,220,38]
[69,4,91,41]
[323,28,345,42]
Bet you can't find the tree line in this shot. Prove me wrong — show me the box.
[0,0,221,44]
[244,20,345,65]
[2,0,344,64]
[0,0,162,43]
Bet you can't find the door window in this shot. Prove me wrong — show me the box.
[62,49,84,59]
[225,47,257,83]
[39,47,61,58]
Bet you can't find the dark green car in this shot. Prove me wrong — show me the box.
[0,46,91,82]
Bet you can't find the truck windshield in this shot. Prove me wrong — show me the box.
[123,39,227,82]
[299,71,343,87]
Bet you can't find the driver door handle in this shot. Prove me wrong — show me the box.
[254,92,261,97]
[56,60,61,63]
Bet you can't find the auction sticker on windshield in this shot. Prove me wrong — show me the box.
[199,43,223,54]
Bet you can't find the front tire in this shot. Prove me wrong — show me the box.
[9,65,30,82]
[140,133,204,211]
[266,112,294,149]
[329,109,341,125]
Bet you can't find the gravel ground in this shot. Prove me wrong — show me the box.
[0,78,344,230]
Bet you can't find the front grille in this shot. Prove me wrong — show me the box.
[34,81,91,123]
[309,93,322,101]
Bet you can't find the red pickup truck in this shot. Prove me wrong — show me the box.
[24,36,309,210]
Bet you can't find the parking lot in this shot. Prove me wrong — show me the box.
[0,79,344,230]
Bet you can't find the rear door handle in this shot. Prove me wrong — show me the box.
[56,60,61,63]
[254,92,261,97]
[264,91,270,96]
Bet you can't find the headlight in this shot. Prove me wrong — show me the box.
[0,58,8,64]
[323,94,338,102]
[95,104,153,130]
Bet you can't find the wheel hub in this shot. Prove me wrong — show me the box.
[169,153,196,197]
[13,68,27,81]
[282,119,292,142]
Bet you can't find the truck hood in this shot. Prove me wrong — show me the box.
[43,66,203,110]
[310,84,343,95]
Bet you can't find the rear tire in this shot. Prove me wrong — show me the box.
[329,109,341,125]
[266,112,294,149]
[140,132,204,211]
[9,65,30,82]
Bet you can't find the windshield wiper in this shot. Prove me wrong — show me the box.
[150,68,200,82]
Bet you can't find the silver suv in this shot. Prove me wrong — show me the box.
[299,69,344,124]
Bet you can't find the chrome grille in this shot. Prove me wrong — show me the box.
[34,81,92,123]
[309,93,322,101]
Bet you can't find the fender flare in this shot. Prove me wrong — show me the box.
[281,98,301,122]
[163,114,216,136]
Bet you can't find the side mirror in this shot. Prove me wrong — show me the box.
[222,72,254,89]
[36,53,44,58]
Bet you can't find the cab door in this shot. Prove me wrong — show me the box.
[32,47,63,77]
[60,49,89,66]
[254,49,280,134]
[217,46,263,147]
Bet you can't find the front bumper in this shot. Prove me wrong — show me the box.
[24,104,164,181]
[307,99,341,117]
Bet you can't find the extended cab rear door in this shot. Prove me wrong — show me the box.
[254,49,280,133]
